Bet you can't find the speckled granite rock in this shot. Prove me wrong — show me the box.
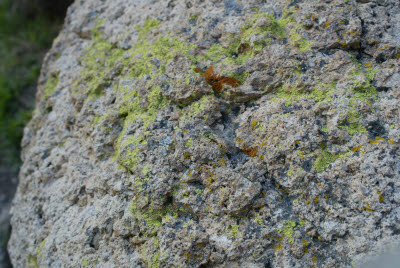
[8,0,400,267]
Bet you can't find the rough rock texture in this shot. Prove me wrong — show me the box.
[8,0,400,267]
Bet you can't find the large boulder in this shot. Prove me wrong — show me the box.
[8,0,400,267]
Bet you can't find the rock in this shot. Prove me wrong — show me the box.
[8,0,400,267]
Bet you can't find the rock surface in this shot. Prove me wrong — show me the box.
[8,0,400,267]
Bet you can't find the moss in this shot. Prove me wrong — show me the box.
[43,72,59,99]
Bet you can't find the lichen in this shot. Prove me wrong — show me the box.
[27,255,39,268]
[288,26,313,52]
[135,19,160,40]
[184,95,215,120]
[43,72,59,99]
[313,147,351,173]
[150,250,160,268]
[277,220,296,244]
[273,81,336,106]
[228,224,239,238]
[338,110,367,135]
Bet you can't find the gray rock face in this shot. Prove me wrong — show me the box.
[8,0,400,267]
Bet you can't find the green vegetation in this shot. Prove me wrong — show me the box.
[0,0,62,167]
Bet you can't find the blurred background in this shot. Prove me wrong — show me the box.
[0,0,72,266]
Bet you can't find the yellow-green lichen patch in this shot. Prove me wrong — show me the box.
[277,220,296,244]
[130,200,175,236]
[346,55,378,105]
[288,26,313,52]
[241,7,312,52]
[272,81,336,106]
[182,94,215,120]
[135,19,160,40]
[111,35,197,171]
[201,41,253,66]
[27,255,39,268]
[43,72,59,99]
[81,258,98,267]
[254,213,263,226]
[228,224,239,238]
[81,258,89,266]
[199,7,308,69]
[150,250,160,268]
[241,12,291,43]
[35,240,45,259]
[338,110,367,136]
[313,147,351,173]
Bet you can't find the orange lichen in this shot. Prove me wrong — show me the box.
[196,66,241,94]
[242,147,258,157]
[352,145,362,152]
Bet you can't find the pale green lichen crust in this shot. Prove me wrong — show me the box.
[18,1,400,267]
